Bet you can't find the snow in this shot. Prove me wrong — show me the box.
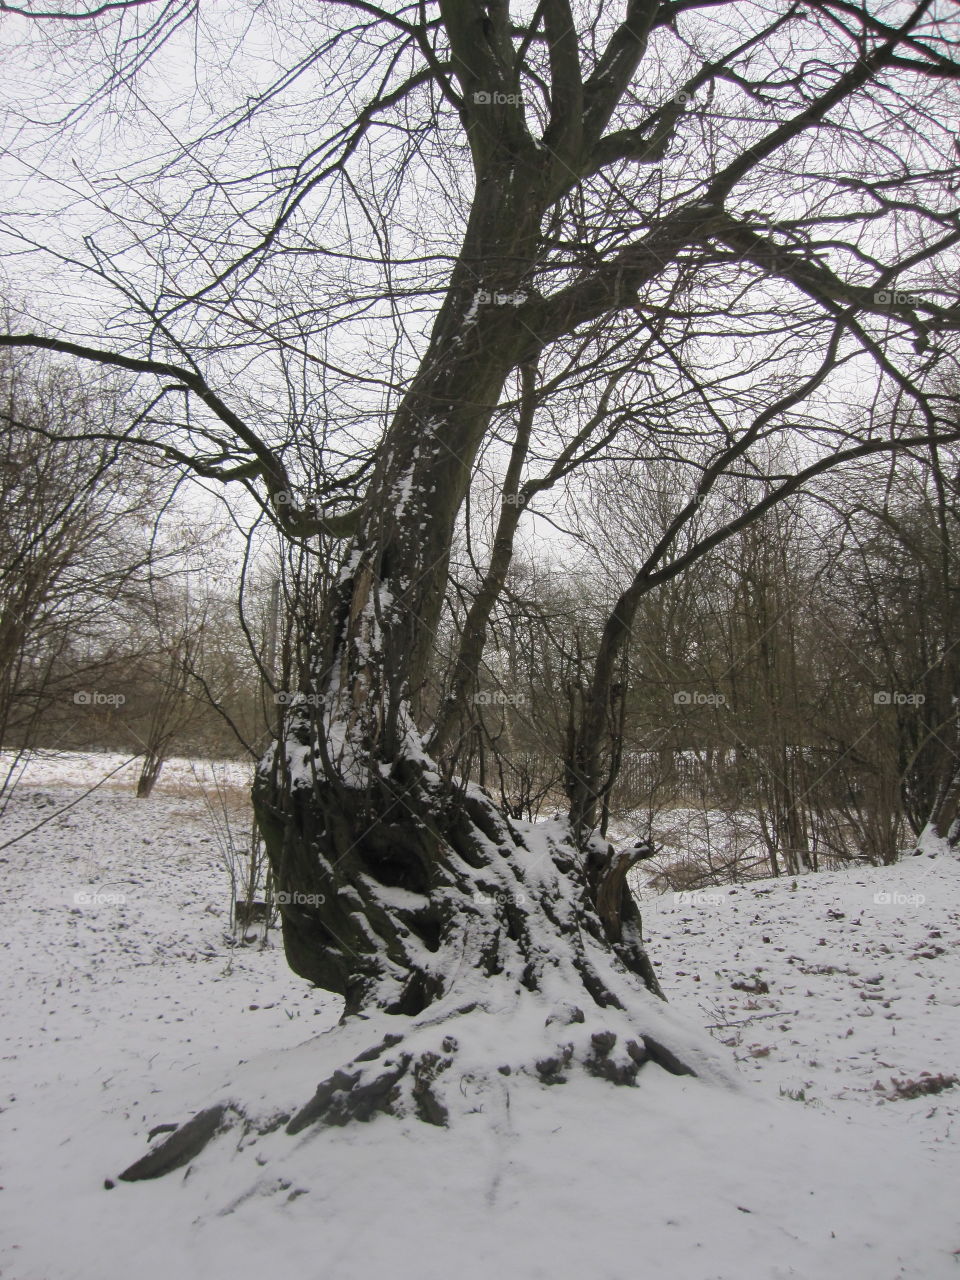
[389,450,419,519]
[644,861,960,1140]
[916,820,959,859]
[0,749,253,794]
[1,753,958,1279]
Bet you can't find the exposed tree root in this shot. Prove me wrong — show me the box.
[115,992,711,1184]
[114,735,718,1184]
[119,1104,239,1182]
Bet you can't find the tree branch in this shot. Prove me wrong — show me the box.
[0,333,362,539]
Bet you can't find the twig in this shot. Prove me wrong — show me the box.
[706,1009,799,1028]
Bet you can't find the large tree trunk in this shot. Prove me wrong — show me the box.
[120,70,716,1179]
[117,736,704,1180]
[126,571,709,1182]
[174,155,692,1139]
[254,721,663,1013]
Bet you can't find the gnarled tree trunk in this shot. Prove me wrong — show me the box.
[243,208,681,1124]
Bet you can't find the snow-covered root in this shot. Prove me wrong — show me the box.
[282,998,702,1134]
[117,760,736,1183]
[117,989,733,1182]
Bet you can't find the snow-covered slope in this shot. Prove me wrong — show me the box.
[0,759,957,1280]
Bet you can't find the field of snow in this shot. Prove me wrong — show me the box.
[0,753,958,1280]
[0,749,254,797]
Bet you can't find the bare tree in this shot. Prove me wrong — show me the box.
[832,452,960,853]
[0,348,175,797]
[2,0,960,1148]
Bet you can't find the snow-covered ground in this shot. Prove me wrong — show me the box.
[0,753,958,1280]
[0,749,253,796]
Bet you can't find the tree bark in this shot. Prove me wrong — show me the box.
[250,150,669,1092]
